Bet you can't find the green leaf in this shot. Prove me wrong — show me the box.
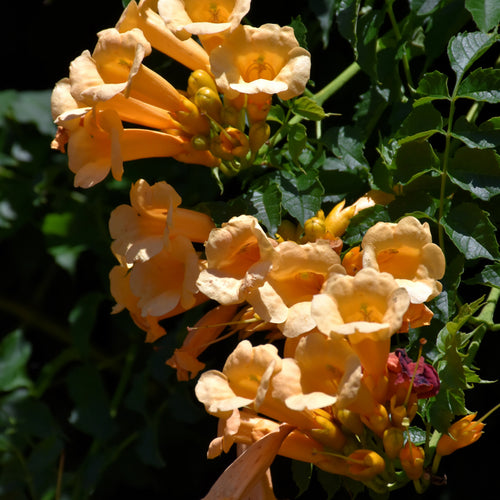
[343,205,390,246]
[447,147,500,200]
[336,0,361,53]
[0,330,32,392]
[409,0,443,16]
[67,365,116,439]
[465,263,500,287]
[9,90,55,136]
[414,71,450,104]
[136,424,166,468]
[287,122,308,165]
[278,170,324,225]
[290,16,308,49]
[447,31,497,84]
[291,460,313,497]
[291,96,326,121]
[69,292,107,358]
[465,0,500,32]
[323,125,370,174]
[250,179,282,235]
[397,103,443,140]
[309,0,337,48]
[451,116,500,150]
[457,68,500,103]
[393,140,440,185]
[356,7,385,79]
[442,203,500,260]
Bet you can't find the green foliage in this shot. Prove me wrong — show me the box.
[1,0,500,499]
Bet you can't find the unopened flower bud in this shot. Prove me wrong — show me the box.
[191,134,210,151]
[248,121,271,153]
[311,414,347,451]
[187,69,218,97]
[177,97,210,135]
[336,408,364,436]
[275,220,299,242]
[194,87,223,123]
[324,199,356,237]
[303,210,326,242]
[399,441,425,480]
[342,246,363,276]
[247,93,272,124]
[383,427,405,459]
[436,413,485,456]
[347,449,385,480]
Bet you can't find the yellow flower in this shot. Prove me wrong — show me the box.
[157,0,250,39]
[246,240,345,338]
[210,24,311,100]
[362,216,445,304]
[127,236,204,316]
[195,340,327,431]
[109,264,169,342]
[283,331,378,416]
[436,413,485,456]
[75,27,210,135]
[58,108,197,188]
[196,215,277,305]
[311,268,410,381]
[116,0,211,71]
[109,179,215,265]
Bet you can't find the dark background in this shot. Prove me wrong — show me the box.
[1,1,499,499]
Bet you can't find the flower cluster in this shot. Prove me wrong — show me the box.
[50,1,492,498]
[51,0,310,187]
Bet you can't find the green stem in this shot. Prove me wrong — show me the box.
[437,90,458,250]
[313,61,361,106]
[110,344,137,418]
[385,0,414,89]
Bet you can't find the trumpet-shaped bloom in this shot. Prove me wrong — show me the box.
[284,331,378,416]
[109,179,215,265]
[127,235,203,317]
[362,216,445,304]
[311,268,410,381]
[157,0,250,37]
[59,108,197,188]
[246,240,345,337]
[210,24,311,100]
[116,0,211,71]
[195,340,325,431]
[109,264,168,342]
[196,215,277,305]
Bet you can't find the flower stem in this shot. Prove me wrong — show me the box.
[313,61,361,106]
[385,0,414,90]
